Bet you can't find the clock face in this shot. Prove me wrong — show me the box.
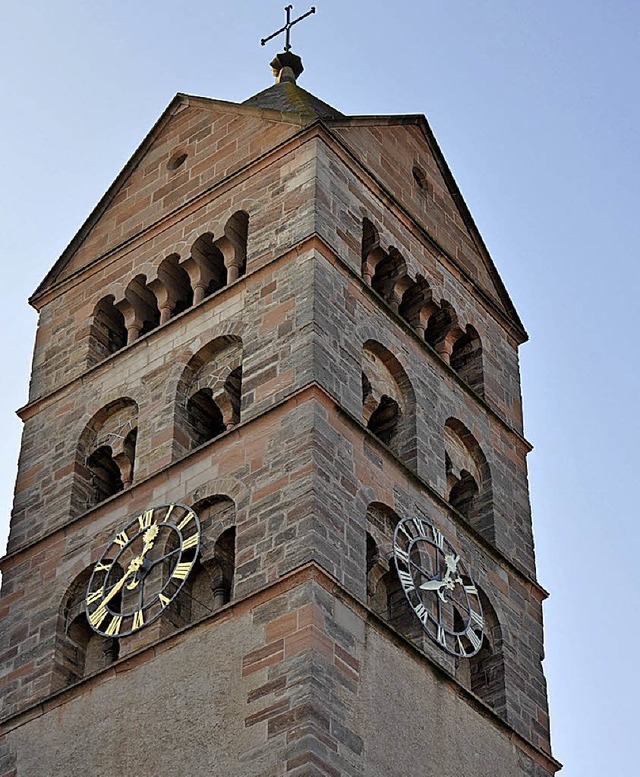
[393,516,484,658]
[85,503,200,638]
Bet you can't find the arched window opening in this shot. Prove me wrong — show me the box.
[370,248,407,310]
[183,526,236,624]
[448,469,480,520]
[362,342,416,466]
[72,399,138,516]
[187,389,226,448]
[398,276,434,335]
[361,218,387,288]
[222,366,242,428]
[86,446,123,504]
[425,302,455,349]
[361,218,379,264]
[88,296,127,365]
[444,419,494,543]
[412,165,429,194]
[174,338,243,459]
[385,559,423,641]
[187,233,227,304]
[366,395,400,445]
[365,503,418,642]
[450,325,484,396]
[154,254,194,323]
[120,275,161,343]
[222,211,249,283]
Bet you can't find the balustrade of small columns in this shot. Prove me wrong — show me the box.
[90,213,249,361]
[361,219,483,392]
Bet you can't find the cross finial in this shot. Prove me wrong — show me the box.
[261,5,316,52]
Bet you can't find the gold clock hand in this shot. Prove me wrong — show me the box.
[99,556,143,608]
[126,524,159,591]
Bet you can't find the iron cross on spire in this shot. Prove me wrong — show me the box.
[261,5,316,52]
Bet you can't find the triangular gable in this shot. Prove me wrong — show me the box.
[31,93,313,303]
[326,117,526,338]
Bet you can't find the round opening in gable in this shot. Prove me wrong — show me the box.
[168,151,188,171]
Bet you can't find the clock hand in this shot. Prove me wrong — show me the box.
[126,524,160,591]
[419,554,461,592]
[99,556,143,608]
[419,578,447,591]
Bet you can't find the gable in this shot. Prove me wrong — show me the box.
[329,120,523,333]
[34,96,305,299]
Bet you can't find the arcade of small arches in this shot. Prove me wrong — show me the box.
[365,501,506,715]
[362,218,484,398]
[87,211,249,365]
[72,336,243,518]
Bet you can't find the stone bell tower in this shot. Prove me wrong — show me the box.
[0,36,559,777]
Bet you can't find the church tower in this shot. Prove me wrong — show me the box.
[0,26,559,777]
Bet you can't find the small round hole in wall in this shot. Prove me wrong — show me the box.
[168,151,188,171]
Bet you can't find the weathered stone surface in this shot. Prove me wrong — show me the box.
[0,85,556,775]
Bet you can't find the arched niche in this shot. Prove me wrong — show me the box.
[173,337,243,459]
[87,295,127,366]
[362,341,417,467]
[71,399,139,517]
[444,418,494,543]
[450,324,484,396]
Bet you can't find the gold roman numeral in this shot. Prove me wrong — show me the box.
[86,587,104,606]
[177,512,195,531]
[114,531,129,548]
[172,562,192,580]
[138,510,155,531]
[89,605,108,629]
[94,561,111,572]
[132,610,145,631]
[105,615,123,637]
[159,593,170,608]
[181,533,199,551]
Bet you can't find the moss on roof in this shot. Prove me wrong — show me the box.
[243,81,344,119]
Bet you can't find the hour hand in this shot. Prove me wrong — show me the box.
[420,577,450,603]
[420,578,446,591]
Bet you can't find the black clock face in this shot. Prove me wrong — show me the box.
[393,517,484,658]
[85,503,200,638]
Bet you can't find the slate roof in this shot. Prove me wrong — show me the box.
[242,81,344,119]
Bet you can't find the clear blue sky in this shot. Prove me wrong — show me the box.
[1,2,638,774]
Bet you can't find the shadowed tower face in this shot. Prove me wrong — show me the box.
[0,38,558,777]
